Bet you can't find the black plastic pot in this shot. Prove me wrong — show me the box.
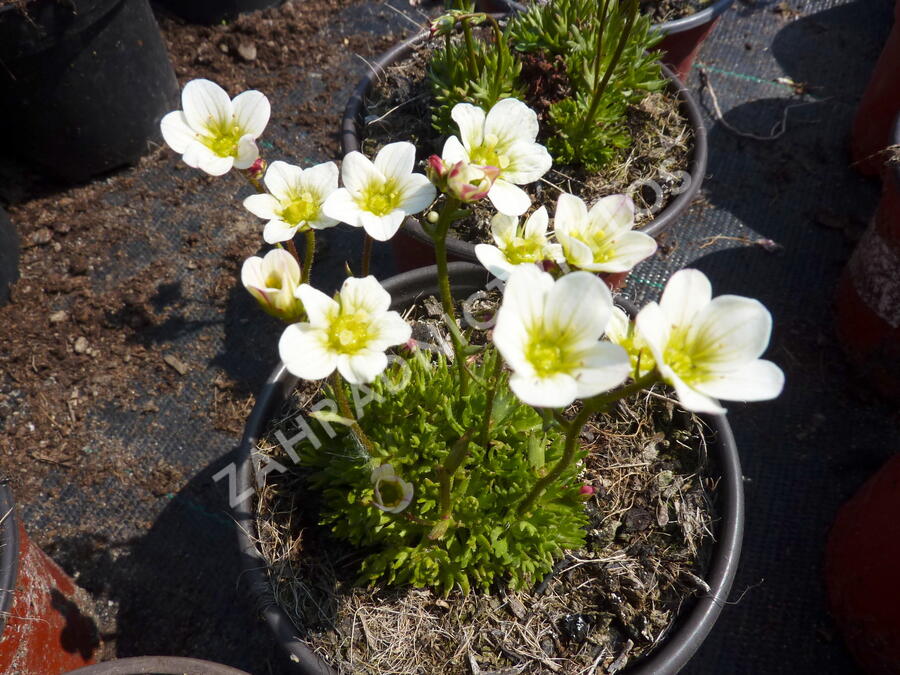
[152,0,284,25]
[0,0,178,183]
[0,207,20,307]
[233,262,744,675]
[486,0,735,81]
[0,484,19,639]
[66,657,252,675]
[340,32,708,273]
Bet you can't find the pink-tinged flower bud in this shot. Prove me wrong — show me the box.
[446,161,499,203]
[247,157,267,181]
[579,484,595,496]
[429,13,457,38]
[427,154,448,183]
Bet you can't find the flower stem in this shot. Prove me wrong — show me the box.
[361,234,373,277]
[301,230,316,285]
[286,239,302,267]
[479,351,505,451]
[330,373,374,455]
[240,168,265,194]
[577,0,639,142]
[516,371,659,516]
[437,429,473,520]
[461,18,479,74]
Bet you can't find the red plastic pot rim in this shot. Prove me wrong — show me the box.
[231,262,745,675]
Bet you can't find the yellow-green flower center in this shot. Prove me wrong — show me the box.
[504,235,545,264]
[280,192,319,226]
[376,479,403,507]
[264,272,283,290]
[329,310,371,354]
[526,333,577,378]
[200,121,244,158]
[570,228,614,263]
[359,180,401,217]
[663,329,707,384]
[469,134,510,171]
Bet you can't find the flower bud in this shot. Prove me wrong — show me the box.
[429,12,458,38]
[241,248,305,323]
[247,157,267,182]
[446,161,500,203]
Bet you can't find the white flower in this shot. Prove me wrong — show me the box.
[241,249,304,323]
[606,306,655,378]
[442,99,552,216]
[322,142,437,242]
[474,207,562,280]
[371,464,414,514]
[279,275,412,384]
[554,193,658,273]
[493,266,631,408]
[243,161,339,244]
[635,269,785,414]
[160,79,270,176]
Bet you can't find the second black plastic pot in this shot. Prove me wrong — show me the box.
[66,656,252,675]
[152,0,284,25]
[340,32,708,273]
[0,207,19,307]
[233,262,744,675]
[0,0,178,183]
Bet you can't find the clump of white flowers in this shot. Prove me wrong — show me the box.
[162,82,784,594]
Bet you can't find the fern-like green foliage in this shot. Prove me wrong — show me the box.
[426,0,666,171]
[428,28,525,135]
[293,351,588,595]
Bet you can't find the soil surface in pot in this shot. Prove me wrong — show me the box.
[362,39,693,246]
[641,0,715,24]
[253,295,716,674]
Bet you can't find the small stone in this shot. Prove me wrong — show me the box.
[49,311,68,323]
[163,354,190,375]
[31,228,52,246]
[74,337,89,354]
[237,41,257,61]
[219,42,229,53]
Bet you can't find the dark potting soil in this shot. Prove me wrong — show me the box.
[362,39,693,246]
[253,296,715,674]
[641,0,715,24]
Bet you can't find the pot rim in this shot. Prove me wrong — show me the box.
[890,112,900,187]
[0,482,18,637]
[340,29,708,262]
[233,261,744,675]
[497,0,735,35]
[64,656,252,675]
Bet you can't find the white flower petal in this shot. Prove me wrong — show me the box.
[488,179,531,216]
[360,210,405,242]
[296,284,338,326]
[182,79,233,135]
[233,135,259,169]
[588,194,635,234]
[370,312,412,350]
[556,232,594,268]
[554,193,588,234]
[243,193,281,220]
[232,89,270,138]
[263,248,301,287]
[263,219,299,244]
[689,296,774,367]
[490,213,517,245]
[194,147,234,176]
[240,256,264,289]
[634,302,669,365]
[450,103,486,151]
[659,269,712,329]
[339,350,388,384]
[263,161,302,201]
[303,161,340,196]
[475,244,515,281]
[605,306,631,345]
[396,173,437,215]
[340,276,391,315]
[441,135,469,165]
[509,371,579,408]
[160,111,197,153]
[341,151,382,195]
[502,139,553,185]
[484,98,539,145]
[374,142,416,182]
[573,342,631,398]
[587,231,658,273]
[545,271,611,348]
[667,369,726,414]
[523,206,549,238]
[322,189,362,228]
[694,359,785,402]
[279,324,338,381]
